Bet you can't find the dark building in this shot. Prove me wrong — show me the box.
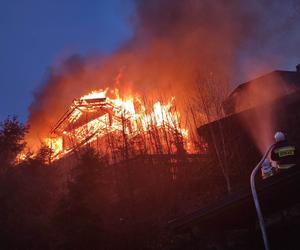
[223,64,300,115]
[168,67,300,249]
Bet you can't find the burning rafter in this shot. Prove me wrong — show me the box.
[47,88,193,161]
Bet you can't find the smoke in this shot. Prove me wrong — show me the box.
[238,74,296,153]
[27,0,300,150]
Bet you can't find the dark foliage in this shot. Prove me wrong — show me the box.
[53,147,105,249]
[0,110,298,249]
[0,116,209,249]
[0,117,59,249]
[0,116,27,167]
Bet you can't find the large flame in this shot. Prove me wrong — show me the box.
[46,88,193,161]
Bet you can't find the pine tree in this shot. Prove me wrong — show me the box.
[0,116,27,168]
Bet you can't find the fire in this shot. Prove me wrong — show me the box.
[45,137,63,156]
[46,88,193,161]
[81,90,107,100]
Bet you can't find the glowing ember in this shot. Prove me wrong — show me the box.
[46,88,193,161]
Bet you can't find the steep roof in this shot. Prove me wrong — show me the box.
[228,70,300,99]
[223,67,300,115]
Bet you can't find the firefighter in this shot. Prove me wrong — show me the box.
[271,131,297,170]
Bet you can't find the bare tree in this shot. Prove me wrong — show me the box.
[193,71,232,193]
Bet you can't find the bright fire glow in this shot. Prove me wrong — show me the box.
[46,88,193,161]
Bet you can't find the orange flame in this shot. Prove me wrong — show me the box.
[46,88,194,161]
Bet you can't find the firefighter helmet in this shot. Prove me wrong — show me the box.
[274,131,285,142]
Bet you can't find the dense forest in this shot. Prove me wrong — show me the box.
[0,116,229,250]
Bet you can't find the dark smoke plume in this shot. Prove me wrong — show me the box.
[27,0,300,149]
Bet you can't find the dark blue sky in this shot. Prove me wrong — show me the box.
[0,0,134,122]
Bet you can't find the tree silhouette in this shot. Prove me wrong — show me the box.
[0,116,27,168]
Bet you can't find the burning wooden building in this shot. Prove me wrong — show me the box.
[47,88,194,163]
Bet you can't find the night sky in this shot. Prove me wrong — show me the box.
[0,0,133,122]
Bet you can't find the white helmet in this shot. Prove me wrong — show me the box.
[274,131,285,142]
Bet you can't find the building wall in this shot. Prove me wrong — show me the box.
[198,90,300,193]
